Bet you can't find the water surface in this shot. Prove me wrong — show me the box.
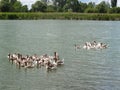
[0,20,120,90]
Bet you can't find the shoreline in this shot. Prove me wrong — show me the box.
[0,12,120,20]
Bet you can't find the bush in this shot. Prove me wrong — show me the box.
[85,8,97,13]
[109,7,120,13]
[0,12,120,20]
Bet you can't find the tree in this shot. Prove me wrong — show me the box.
[79,2,87,12]
[84,2,96,13]
[0,0,11,12]
[31,1,47,12]
[41,0,49,4]
[87,2,95,8]
[10,0,17,4]
[109,7,120,13]
[111,0,117,7]
[63,0,79,12]
[96,1,110,13]
[46,5,56,12]
[0,0,28,12]
[21,5,28,12]
[12,1,22,12]
[52,0,66,11]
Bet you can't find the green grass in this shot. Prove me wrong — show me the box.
[0,12,120,20]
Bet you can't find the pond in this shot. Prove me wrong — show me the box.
[0,20,120,90]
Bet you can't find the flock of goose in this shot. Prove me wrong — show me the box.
[7,41,108,71]
[75,41,108,50]
[7,52,64,70]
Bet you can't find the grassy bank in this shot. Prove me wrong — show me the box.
[0,12,120,20]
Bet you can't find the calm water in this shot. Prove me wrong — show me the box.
[0,20,120,90]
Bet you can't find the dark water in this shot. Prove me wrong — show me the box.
[0,20,120,90]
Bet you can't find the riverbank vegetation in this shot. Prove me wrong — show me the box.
[0,12,120,20]
[0,0,120,20]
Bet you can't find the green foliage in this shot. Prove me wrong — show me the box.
[96,1,110,13]
[0,0,11,12]
[12,1,22,12]
[79,2,87,12]
[0,0,120,16]
[63,0,80,12]
[31,1,47,12]
[52,0,66,11]
[46,5,56,12]
[84,8,97,13]
[21,5,28,12]
[41,0,48,4]
[10,0,17,4]
[7,14,18,19]
[0,12,120,20]
[0,0,28,12]
[87,2,95,8]
[111,0,117,7]
[109,7,120,13]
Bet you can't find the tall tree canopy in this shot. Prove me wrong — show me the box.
[52,0,67,11]
[10,0,17,4]
[0,0,120,13]
[0,0,28,12]
[12,1,23,12]
[96,1,110,13]
[0,0,11,12]
[41,0,49,4]
[31,1,47,12]
[63,0,79,12]
[111,0,117,7]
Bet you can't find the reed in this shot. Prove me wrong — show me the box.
[0,12,120,20]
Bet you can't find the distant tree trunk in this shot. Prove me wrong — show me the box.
[111,0,117,7]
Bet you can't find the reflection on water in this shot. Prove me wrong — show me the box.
[0,20,120,90]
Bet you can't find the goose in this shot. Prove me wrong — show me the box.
[45,60,57,70]
[57,59,64,65]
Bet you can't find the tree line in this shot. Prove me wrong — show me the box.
[0,0,119,13]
